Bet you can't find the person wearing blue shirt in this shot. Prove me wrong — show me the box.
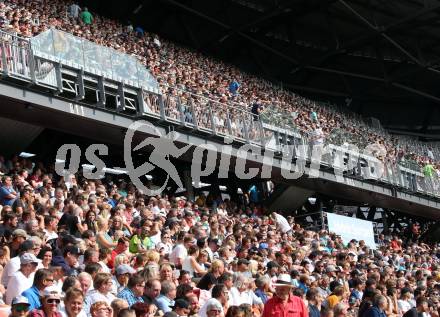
[298,275,309,294]
[254,276,270,304]
[363,295,388,317]
[310,110,318,122]
[248,185,260,203]
[229,79,240,96]
[22,269,54,310]
[349,278,363,306]
[117,274,145,307]
[0,176,17,206]
[306,288,321,317]
[154,281,176,313]
[134,26,144,38]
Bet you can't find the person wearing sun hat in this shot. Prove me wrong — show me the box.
[10,296,31,317]
[262,274,308,317]
[29,286,62,317]
[6,253,39,305]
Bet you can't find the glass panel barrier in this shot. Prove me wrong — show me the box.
[29,28,55,59]
[34,57,58,87]
[138,63,160,94]
[143,92,161,117]
[192,95,212,132]
[244,112,262,144]
[261,128,281,152]
[163,93,181,122]
[52,29,84,69]
[178,94,195,126]
[30,29,160,93]
[83,40,112,76]
[227,107,245,140]
[212,102,230,136]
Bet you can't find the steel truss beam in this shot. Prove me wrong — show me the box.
[293,0,440,76]
[161,0,440,105]
[216,0,293,43]
[338,0,424,66]
[303,65,440,103]
[161,0,300,64]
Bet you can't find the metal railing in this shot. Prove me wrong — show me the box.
[0,28,438,200]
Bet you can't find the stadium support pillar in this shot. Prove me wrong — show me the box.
[382,210,389,234]
[367,206,376,221]
[227,183,239,204]
[183,170,194,201]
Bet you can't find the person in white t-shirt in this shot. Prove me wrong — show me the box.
[398,287,413,314]
[43,215,58,242]
[169,234,193,268]
[6,253,39,305]
[199,284,228,317]
[2,239,35,287]
[84,273,116,316]
[270,212,291,233]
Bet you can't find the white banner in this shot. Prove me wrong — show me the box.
[327,213,376,249]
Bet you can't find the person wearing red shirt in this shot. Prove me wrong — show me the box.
[109,238,129,269]
[390,236,402,251]
[262,274,308,317]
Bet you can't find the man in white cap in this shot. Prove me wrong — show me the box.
[262,274,308,317]
[10,296,31,317]
[6,253,39,305]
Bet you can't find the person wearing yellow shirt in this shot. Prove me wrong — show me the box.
[327,286,345,309]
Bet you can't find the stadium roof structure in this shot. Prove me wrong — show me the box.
[90,0,440,139]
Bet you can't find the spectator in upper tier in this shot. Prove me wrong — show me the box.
[134,27,144,38]
[51,246,81,277]
[397,287,413,314]
[229,79,240,96]
[80,8,93,25]
[423,161,435,178]
[251,102,261,119]
[310,109,318,122]
[68,2,81,19]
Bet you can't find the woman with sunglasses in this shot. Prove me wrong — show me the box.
[29,286,62,317]
[10,296,31,317]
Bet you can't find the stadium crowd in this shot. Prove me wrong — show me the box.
[0,154,435,317]
[0,0,438,176]
[0,3,438,317]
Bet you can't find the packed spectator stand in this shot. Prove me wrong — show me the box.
[0,2,439,317]
[0,153,438,317]
[0,0,438,176]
